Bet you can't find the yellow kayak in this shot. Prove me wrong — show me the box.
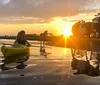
[1,44,30,57]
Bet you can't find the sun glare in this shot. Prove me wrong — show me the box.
[61,22,73,37]
[50,18,74,36]
[62,30,72,37]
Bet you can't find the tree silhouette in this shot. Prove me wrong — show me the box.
[72,21,81,36]
[72,21,93,37]
[83,22,92,36]
[40,30,48,41]
[92,13,100,34]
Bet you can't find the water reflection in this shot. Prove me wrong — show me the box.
[71,50,100,76]
[1,54,29,71]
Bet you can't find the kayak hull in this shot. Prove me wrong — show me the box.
[1,44,30,58]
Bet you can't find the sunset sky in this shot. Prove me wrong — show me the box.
[0,0,99,35]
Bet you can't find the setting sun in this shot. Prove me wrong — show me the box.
[62,30,72,37]
[50,18,74,36]
[61,22,73,37]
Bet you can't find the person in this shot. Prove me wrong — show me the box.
[14,30,31,46]
[40,46,46,53]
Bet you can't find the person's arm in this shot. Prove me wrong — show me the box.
[26,40,31,46]
[13,40,18,45]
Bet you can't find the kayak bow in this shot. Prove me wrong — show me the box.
[1,44,30,57]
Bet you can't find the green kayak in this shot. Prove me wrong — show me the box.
[1,44,30,57]
[2,54,29,64]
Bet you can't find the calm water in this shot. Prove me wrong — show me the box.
[0,39,73,69]
[0,39,72,60]
[0,39,99,85]
[0,39,73,76]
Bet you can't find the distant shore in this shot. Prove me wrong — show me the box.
[1,35,100,49]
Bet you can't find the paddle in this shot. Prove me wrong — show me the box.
[3,43,12,45]
[2,43,51,48]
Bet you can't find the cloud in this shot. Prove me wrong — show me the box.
[0,16,51,24]
[0,0,10,5]
[0,0,99,23]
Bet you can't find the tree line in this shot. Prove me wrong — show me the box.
[72,13,100,37]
